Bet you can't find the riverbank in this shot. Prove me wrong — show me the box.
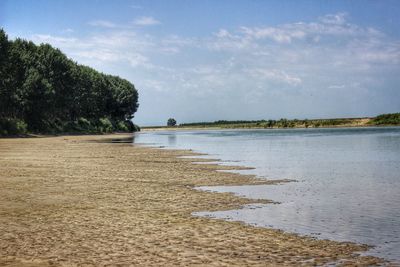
[143,113,400,130]
[141,122,381,131]
[0,135,383,266]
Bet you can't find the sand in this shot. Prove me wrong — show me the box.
[0,134,385,266]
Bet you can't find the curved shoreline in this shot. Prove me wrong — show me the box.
[0,134,385,266]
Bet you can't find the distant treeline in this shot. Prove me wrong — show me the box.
[373,113,400,125]
[179,113,400,129]
[0,29,139,136]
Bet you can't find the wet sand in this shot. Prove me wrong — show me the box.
[0,134,384,266]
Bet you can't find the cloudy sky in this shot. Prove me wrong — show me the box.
[1,0,400,125]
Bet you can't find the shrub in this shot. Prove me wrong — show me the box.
[46,118,64,133]
[373,113,400,125]
[132,123,141,132]
[121,121,140,132]
[0,118,27,136]
[116,121,129,132]
[98,118,113,133]
[77,117,92,131]
[15,120,27,134]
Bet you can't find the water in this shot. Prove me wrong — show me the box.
[133,127,400,262]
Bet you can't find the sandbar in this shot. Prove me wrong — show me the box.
[0,134,384,266]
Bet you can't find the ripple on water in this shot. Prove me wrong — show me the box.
[135,127,400,263]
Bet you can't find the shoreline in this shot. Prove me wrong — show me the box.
[0,134,385,266]
[141,124,400,132]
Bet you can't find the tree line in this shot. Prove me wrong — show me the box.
[0,29,139,136]
[178,114,400,129]
[372,113,400,125]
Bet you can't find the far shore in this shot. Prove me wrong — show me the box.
[141,113,400,130]
[141,123,399,132]
[0,134,385,266]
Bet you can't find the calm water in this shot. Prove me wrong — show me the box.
[133,127,400,262]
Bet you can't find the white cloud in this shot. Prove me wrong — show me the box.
[328,84,345,89]
[240,26,306,43]
[126,53,150,67]
[320,12,347,25]
[162,35,195,46]
[360,49,400,64]
[133,16,160,26]
[26,12,400,124]
[191,66,220,75]
[327,82,363,90]
[88,20,118,28]
[63,28,74,33]
[249,69,302,86]
[32,34,81,48]
[31,31,154,68]
[141,79,167,92]
[158,46,180,55]
[214,29,234,38]
[72,49,120,62]
[208,29,254,51]
[158,35,197,54]
[209,12,380,49]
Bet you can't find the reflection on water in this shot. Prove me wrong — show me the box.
[168,133,177,146]
[134,127,400,262]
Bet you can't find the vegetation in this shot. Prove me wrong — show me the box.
[167,118,177,127]
[0,29,139,136]
[179,118,356,128]
[171,113,400,129]
[370,113,400,125]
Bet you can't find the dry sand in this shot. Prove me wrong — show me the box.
[0,134,385,266]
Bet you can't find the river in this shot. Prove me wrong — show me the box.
[134,127,400,262]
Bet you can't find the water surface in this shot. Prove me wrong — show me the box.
[134,127,400,262]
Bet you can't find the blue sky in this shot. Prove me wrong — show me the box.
[1,0,400,125]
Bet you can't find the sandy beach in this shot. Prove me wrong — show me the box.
[0,134,384,266]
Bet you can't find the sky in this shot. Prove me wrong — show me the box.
[1,0,400,126]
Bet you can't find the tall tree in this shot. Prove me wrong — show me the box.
[0,28,140,134]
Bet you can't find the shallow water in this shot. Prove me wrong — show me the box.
[134,127,400,262]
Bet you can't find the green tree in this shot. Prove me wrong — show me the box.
[0,28,140,135]
[0,29,9,118]
[167,118,177,126]
[304,119,309,128]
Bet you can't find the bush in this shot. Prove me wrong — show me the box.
[117,121,141,132]
[0,118,27,136]
[16,120,27,134]
[373,113,400,125]
[77,117,91,131]
[116,121,129,132]
[98,118,113,133]
[131,123,141,132]
[63,121,78,132]
[45,118,64,133]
